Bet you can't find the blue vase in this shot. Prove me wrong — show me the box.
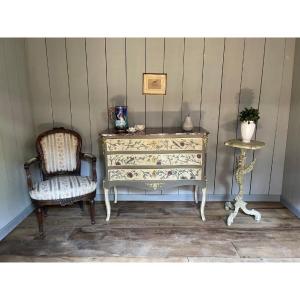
[114,106,128,132]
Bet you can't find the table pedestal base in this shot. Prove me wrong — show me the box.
[225,199,261,226]
[224,139,265,226]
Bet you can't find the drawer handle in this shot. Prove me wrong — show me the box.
[146,183,164,190]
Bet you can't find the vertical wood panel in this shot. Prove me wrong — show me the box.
[65,38,91,153]
[269,39,295,194]
[145,38,165,128]
[250,38,285,194]
[85,38,108,154]
[127,38,145,126]
[126,38,146,195]
[232,38,265,195]
[162,38,185,128]
[106,38,127,127]
[25,38,53,134]
[106,38,127,194]
[46,38,71,128]
[200,38,225,194]
[179,38,205,195]
[162,38,185,195]
[181,38,204,126]
[86,38,108,194]
[214,38,244,195]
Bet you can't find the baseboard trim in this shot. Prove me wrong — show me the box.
[95,193,280,202]
[0,204,34,241]
[281,197,300,218]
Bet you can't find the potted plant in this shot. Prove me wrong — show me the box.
[239,107,260,143]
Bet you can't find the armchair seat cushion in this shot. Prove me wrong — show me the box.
[30,176,96,200]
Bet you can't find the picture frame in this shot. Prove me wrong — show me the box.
[143,73,167,95]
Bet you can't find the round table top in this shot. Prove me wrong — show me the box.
[225,139,265,150]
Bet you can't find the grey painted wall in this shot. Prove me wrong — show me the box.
[0,39,35,238]
[25,38,295,201]
[282,39,300,216]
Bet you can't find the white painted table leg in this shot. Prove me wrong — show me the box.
[239,200,261,222]
[227,203,239,226]
[114,186,118,204]
[226,198,261,226]
[225,201,234,211]
[225,147,262,225]
[103,187,111,222]
[200,187,206,221]
[194,185,198,204]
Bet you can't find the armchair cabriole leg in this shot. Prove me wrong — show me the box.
[79,201,84,212]
[43,207,48,217]
[90,200,96,224]
[36,207,44,238]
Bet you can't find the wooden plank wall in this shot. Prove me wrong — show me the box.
[0,39,35,231]
[282,39,300,215]
[25,38,295,199]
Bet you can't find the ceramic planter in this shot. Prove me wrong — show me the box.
[241,121,255,143]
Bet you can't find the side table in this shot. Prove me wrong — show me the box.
[224,139,265,226]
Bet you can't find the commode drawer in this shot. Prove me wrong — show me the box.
[107,153,202,167]
[108,167,202,181]
[105,137,203,152]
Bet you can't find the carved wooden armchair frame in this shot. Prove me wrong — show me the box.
[24,127,97,238]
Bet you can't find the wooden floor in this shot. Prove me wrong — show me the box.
[1,201,300,262]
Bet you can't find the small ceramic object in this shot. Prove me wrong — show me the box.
[127,127,136,133]
[241,121,255,143]
[135,124,145,131]
[182,114,193,131]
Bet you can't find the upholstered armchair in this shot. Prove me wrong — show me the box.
[24,127,97,238]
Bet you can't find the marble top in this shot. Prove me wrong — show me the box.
[101,127,209,137]
[225,139,265,150]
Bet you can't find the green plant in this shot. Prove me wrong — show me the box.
[239,107,260,124]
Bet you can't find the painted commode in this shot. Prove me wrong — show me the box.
[100,127,209,221]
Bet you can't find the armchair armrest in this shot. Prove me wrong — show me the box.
[24,157,40,191]
[80,153,97,182]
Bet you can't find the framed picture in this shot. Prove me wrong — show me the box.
[143,73,167,95]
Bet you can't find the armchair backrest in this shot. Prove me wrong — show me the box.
[36,128,82,178]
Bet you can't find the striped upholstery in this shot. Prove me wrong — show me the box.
[40,132,79,173]
[30,176,96,200]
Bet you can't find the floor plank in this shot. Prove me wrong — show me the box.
[1,201,300,262]
[0,255,188,262]
[234,239,300,259]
